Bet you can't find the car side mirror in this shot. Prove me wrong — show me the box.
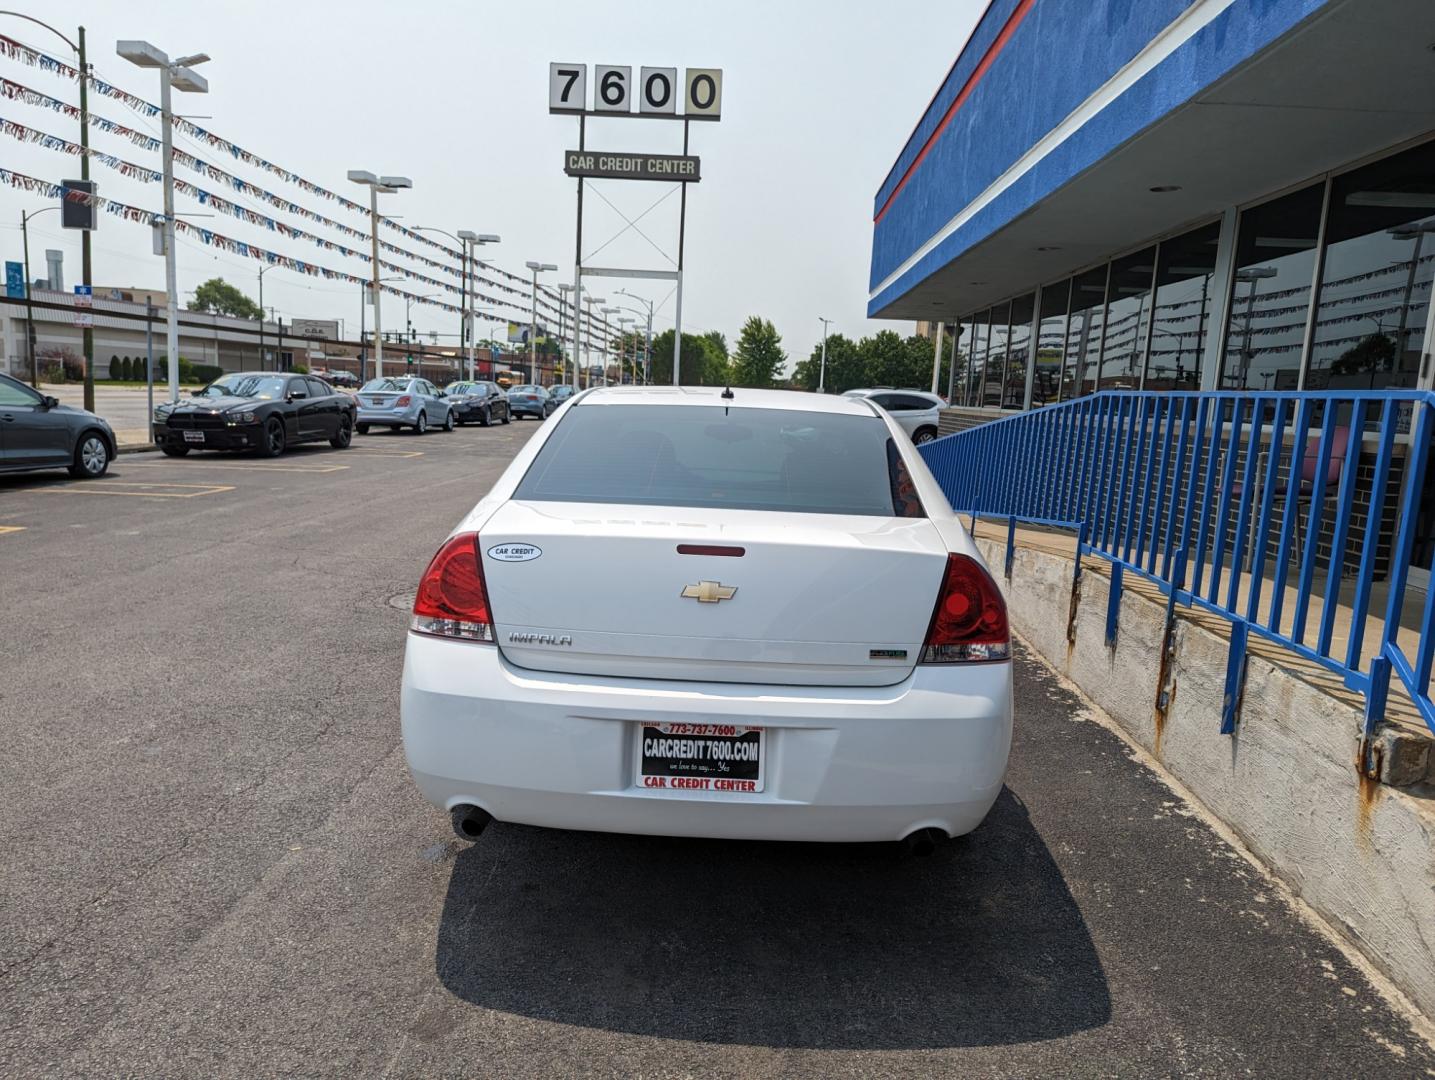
[288,392,306,402]
[41,395,59,409]
[190,389,204,397]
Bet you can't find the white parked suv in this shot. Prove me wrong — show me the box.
[842,388,945,445]
[400,386,1011,852]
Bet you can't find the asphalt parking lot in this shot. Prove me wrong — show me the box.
[1,421,1431,1078]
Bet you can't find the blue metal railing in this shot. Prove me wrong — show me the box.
[920,390,1435,752]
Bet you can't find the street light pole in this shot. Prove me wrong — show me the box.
[20,206,57,387]
[580,295,605,389]
[118,40,210,403]
[817,316,832,394]
[257,262,274,370]
[557,283,575,385]
[615,290,656,385]
[602,307,621,386]
[525,261,558,384]
[347,170,412,380]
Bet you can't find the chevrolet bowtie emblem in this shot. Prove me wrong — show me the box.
[681,580,737,603]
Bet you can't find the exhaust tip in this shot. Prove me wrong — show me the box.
[450,804,493,842]
[902,827,948,857]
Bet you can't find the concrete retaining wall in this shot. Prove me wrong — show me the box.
[977,536,1435,1022]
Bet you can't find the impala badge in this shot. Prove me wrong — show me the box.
[681,580,737,604]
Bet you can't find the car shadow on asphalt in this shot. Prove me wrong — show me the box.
[433,786,1111,1049]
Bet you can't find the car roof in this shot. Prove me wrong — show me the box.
[575,385,880,416]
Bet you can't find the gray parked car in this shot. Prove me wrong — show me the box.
[355,377,454,434]
[0,372,116,479]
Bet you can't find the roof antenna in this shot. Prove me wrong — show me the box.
[721,385,735,400]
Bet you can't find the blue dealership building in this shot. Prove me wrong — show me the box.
[870,0,1434,410]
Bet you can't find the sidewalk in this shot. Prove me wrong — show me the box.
[45,383,184,450]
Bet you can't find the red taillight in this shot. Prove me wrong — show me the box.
[921,554,1009,663]
[411,532,494,642]
[396,395,412,407]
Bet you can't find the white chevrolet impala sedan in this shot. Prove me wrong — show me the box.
[400,386,1012,851]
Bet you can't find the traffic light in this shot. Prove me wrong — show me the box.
[406,354,414,368]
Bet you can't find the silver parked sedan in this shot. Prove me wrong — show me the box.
[355,377,454,435]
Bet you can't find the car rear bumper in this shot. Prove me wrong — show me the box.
[357,406,418,424]
[155,426,257,450]
[400,635,1012,843]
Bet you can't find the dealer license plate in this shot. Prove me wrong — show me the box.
[638,723,764,794]
[182,430,205,443]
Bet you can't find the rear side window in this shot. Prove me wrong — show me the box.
[514,404,925,518]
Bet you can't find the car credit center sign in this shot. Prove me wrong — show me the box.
[563,151,700,183]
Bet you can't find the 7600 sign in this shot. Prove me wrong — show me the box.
[549,63,722,120]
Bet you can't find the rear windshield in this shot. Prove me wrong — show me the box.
[514,404,924,517]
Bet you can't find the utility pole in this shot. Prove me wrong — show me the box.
[2,17,95,396]
[77,25,94,412]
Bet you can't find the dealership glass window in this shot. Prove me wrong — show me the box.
[1308,139,1435,390]
[1003,293,1035,407]
[984,300,1011,406]
[1065,265,1109,398]
[1095,247,1156,391]
[1034,280,1070,405]
[952,318,976,403]
[1144,220,1220,390]
[963,310,990,407]
[1222,182,1325,391]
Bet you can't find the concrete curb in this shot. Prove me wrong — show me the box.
[117,444,157,455]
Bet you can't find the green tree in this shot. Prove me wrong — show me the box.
[730,316,786,388]
[647,330,730,386]
[187,277,263,320]
[1331,332,1396,377]
[793,332,861,393]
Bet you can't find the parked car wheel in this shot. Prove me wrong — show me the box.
[499,409,510,425]
[258,417,286,457]
[414,411,428,435]
[356,423,370,435]
[442,410,455,432]
[69,431,111,479]
[479,406,492,427]
[330,415,353,449]
[161,443,190,457]
[913,427,939,445]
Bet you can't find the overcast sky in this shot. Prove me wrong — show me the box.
[0,1,983,368]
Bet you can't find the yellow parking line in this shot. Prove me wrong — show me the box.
[122,461,350,474]
[0,525,25,535]
[348,448,425,459]
[36,481,234,499]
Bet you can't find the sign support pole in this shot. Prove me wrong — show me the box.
[572,113,585,393]
[674,118,689,386]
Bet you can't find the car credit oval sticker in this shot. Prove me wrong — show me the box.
[488,542,542,563]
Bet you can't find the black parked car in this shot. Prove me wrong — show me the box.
[443,380,511,427]
[154,372,357,458]
[547,384,577,408]
[507,384,554,420]
[0,372,116,479]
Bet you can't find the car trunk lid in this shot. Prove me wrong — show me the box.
[479,500,946,686]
